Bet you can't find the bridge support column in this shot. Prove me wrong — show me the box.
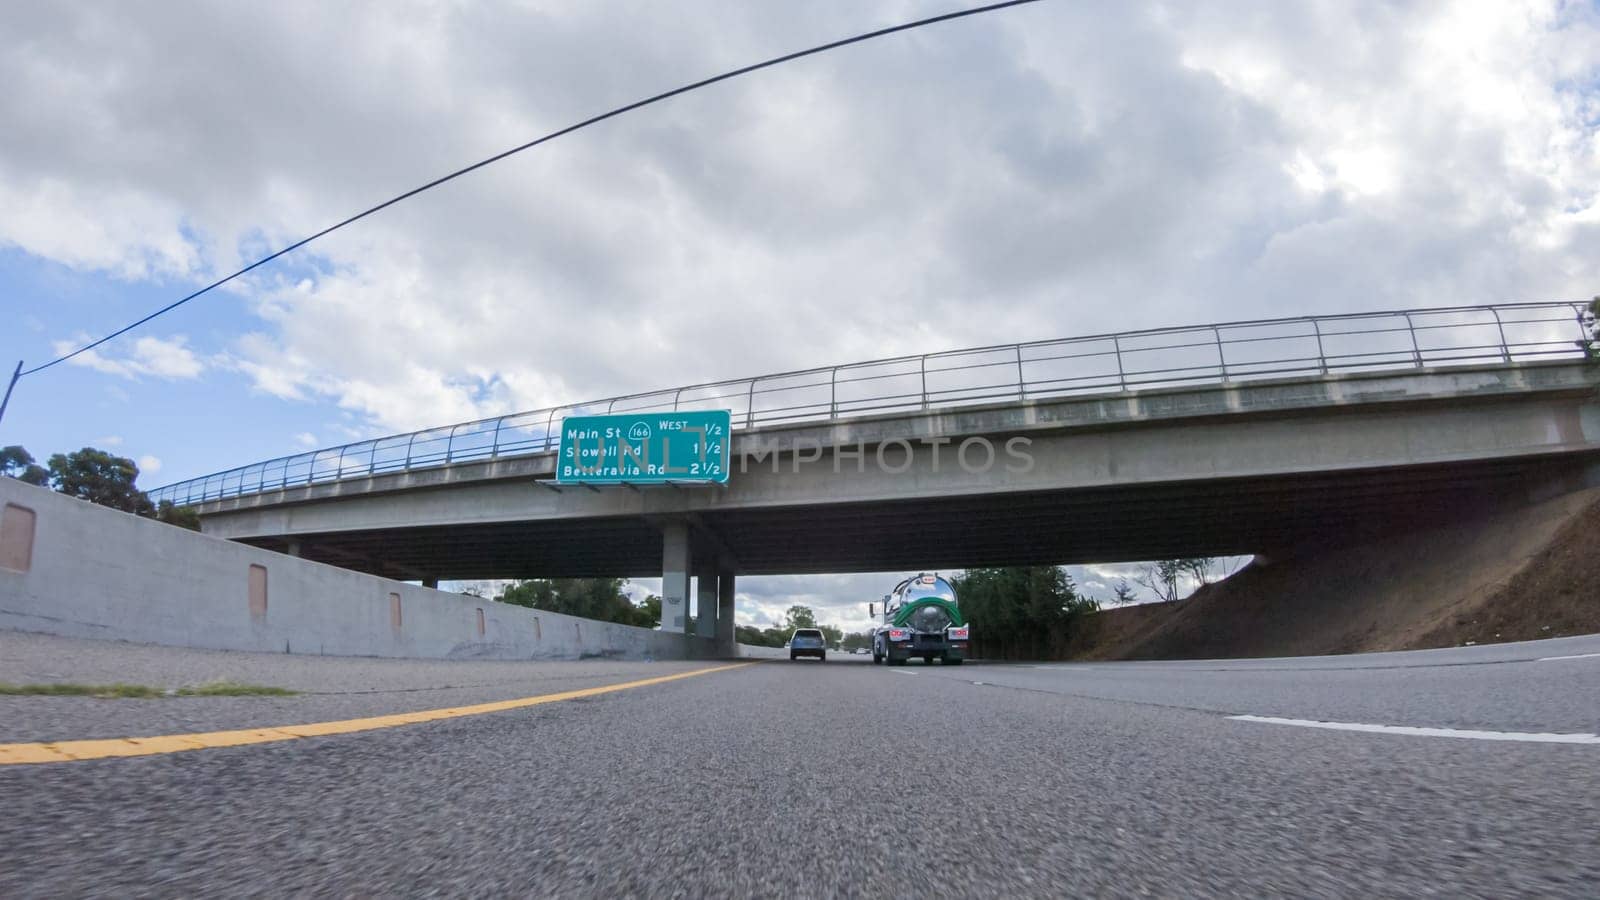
[716,571,736,657]
[695,565,718,643]
[660,521,690,633]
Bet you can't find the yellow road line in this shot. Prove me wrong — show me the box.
[0,662,754,766]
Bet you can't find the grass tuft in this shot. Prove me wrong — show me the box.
[0,682,163,698]
[174,681,296,697]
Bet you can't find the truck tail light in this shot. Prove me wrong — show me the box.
[947,626,969,640]
[888,629,909,641]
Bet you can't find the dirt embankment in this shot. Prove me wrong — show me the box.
[1064,486,1600,660]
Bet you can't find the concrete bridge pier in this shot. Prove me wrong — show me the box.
[716,573,736,657]
[660,522,691,633]
[663,518,739,655]
[695,564,718,643]
[693,568,738,658]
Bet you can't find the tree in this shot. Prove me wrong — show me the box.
[46,447,154,515]
[154,500,201,531]
[633,595,661,629]
[952,566,1098,660]
[498,579,556,609]
[0,445,49,486]
[783,605,817,631]
[496,578,658,628]
[1135,560,1183,603]
[7,444,201,529]
[1109,578,1139,606]
[1177,557,1218,588]
[1136,558,1216,603]
[1583,296,1600,361]
[736,624,784,647]
[841,631,872,651]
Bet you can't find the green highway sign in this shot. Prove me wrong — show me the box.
[555,409,731,485]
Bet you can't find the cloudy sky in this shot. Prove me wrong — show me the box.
[2,0,1596,628]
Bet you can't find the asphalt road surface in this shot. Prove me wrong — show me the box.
[3,634,1599,897]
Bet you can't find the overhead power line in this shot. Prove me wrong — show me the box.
[10,0,1044,391]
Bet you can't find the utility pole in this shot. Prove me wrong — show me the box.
[0,361,21,429]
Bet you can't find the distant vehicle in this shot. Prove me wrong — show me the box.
[870,573,968,666]
[789,628,827,661]
[853,647,868,655]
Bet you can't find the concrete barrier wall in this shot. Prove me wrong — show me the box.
[736,644,788,659]
[0,479,757,661]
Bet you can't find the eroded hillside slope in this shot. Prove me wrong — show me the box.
[1067,486,1599,660]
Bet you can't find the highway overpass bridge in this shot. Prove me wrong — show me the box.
[154,302,1600,640]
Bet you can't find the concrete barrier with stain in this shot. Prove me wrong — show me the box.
[0,479,766,661]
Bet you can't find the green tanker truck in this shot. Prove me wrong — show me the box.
[870,573,970,666]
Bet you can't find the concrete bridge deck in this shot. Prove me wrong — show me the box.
[194,361,1600,578]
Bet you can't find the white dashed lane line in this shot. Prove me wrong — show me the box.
[1537,652,1600,662]
[1229,715,1600,745]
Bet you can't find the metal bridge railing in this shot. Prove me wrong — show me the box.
[148,301,1595,506]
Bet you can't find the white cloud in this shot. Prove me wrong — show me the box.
[0,177,202,280]
[92,435,123,447]
[55,335,204,381]
[137,454,162,475]
[6,1,1593,435]
[131,336,205,379]
[293,432,319,448]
